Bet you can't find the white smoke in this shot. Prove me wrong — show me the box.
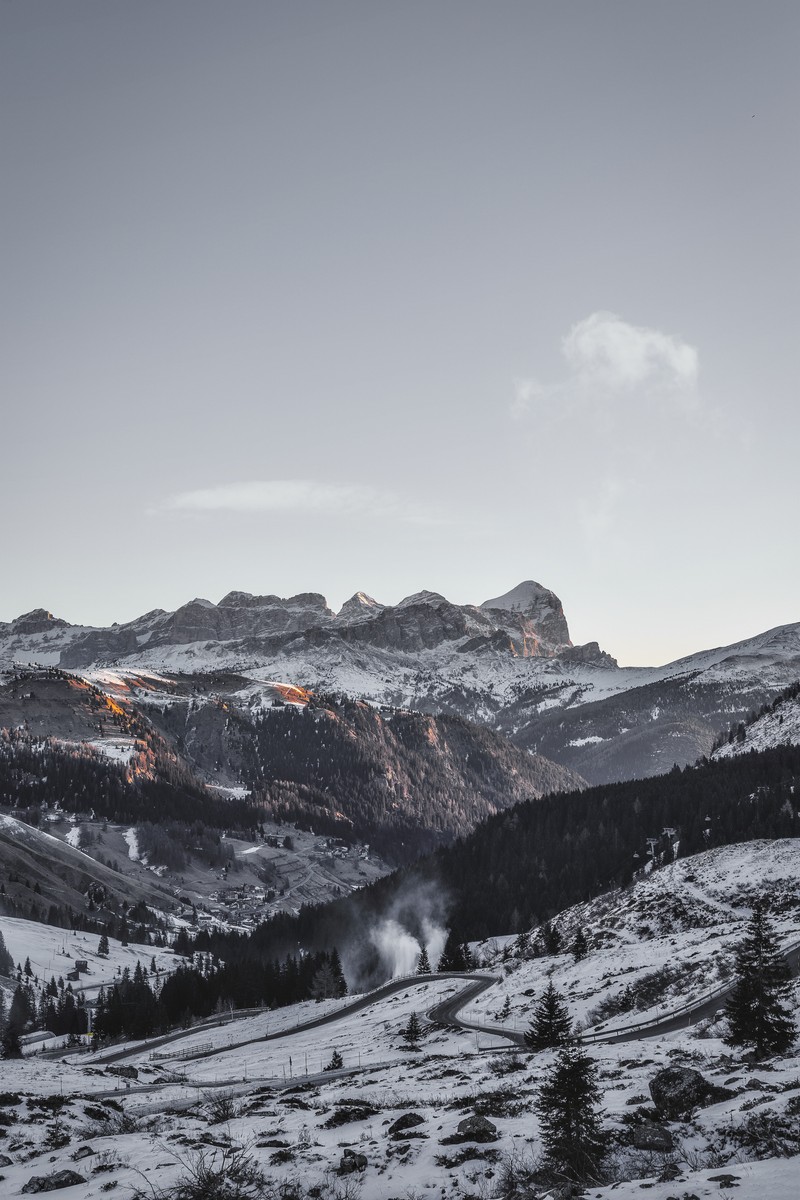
[348,878,448,982]
[369,919,422,978]
[420,916,446,971]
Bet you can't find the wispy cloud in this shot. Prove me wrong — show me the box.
[513,311,699,418]
[156,479,442,524]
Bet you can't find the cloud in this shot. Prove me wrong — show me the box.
[157,479,440,524]
[512,311,699,417]
[563,311,698,393]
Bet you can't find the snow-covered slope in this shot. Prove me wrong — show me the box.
[2,839,800,1200]
[714,685,800,759]
[471,840,800,1035]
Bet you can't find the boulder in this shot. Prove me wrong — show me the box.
[22,1171,87,1193]
[0,1154,12,1167]
[631,1122,674,1151]
[71,1146,94,1161]
[649,1068,735,1118]
[456,1114,498,1143]
[338,1149,368,1175]
[388,1112,426,1139]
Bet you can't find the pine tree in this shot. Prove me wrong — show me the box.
[416,945,431,975]
[0,929,13,975]
[572,927,588,962]
[524,979,572,1050]
[97,934,109,957]
[437,929,467,972]
[329,948,348,996]
[543,922,562,955]
[324,1048,344,1071]
[402,1011,421,1046]
[724,901,796,1057]
[535,1042,605,1182]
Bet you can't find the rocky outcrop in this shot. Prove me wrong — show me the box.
[649,1067,735,1118]
[338,1149,368,1174]
[10,609,70,635]
[454,1115,498,1142]
[22,1170,87,1193]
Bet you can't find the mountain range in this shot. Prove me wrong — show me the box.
[4,578,800,783]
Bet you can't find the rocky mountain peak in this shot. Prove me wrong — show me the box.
[337,592,384,622]
[481,580,571,648]
[11,609,71,634]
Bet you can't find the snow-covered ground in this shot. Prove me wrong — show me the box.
[0,916,179,998]
[715,690,800,758]
[1,840,800,1198]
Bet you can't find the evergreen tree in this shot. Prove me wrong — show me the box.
[724,901,796,1057]
[416,945,432,975]
[524,979,572,1050]
[535,1042,605,1182]
[324,1048,344,1071]
[543,922,562,955]
[329,948,348,997]
[97,934,109,957]
[2,983,34,1057]
[437,929,467,972]
[402,1011,421,1046]
[572,927,588,962]
[0,929,13,975]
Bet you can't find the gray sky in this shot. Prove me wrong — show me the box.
[2,1,798,666]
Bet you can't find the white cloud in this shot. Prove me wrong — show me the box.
[562,311,698,393]
[512,310,699,418]
[158,480,440,524]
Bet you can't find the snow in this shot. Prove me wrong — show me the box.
[715,692,800,759]
[1,840,800,1198]
[0,916,179,996]
[123,826,141,861]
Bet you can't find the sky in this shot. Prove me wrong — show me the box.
[1,1,798,666]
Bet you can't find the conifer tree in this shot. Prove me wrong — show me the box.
[416,945,431,975]
[437,929,467,971]
[402,1011,421,1046]
[0,929,13,975]
[324,1048,343,1071]
[524,979,572,1050]
[572,927,588,962]
[329,948,348,996]
[535,1042,605,1182]
[97,933,109,957]
[724,901,796,1057]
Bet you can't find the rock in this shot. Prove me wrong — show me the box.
[631,1122,674,1151]
[387,1112,425,1136]
[0,1154,12,1167]
[338,1149,368,1175]
[649,1068,735,1118]
[658,1162,681,1182]
[708,1174,741,1187]
[108,1065,138,1080]
[71,1146,94,1161]
[22,1170,87,1193]
[456,1115,498,1143]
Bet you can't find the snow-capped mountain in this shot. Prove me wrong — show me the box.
[3,580,799,784]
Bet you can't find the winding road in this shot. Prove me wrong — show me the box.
[86,936,800,1073]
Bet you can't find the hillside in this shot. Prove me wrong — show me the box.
[713,681,800,760]
[1,840,799,1200]
[240,742,800,977]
